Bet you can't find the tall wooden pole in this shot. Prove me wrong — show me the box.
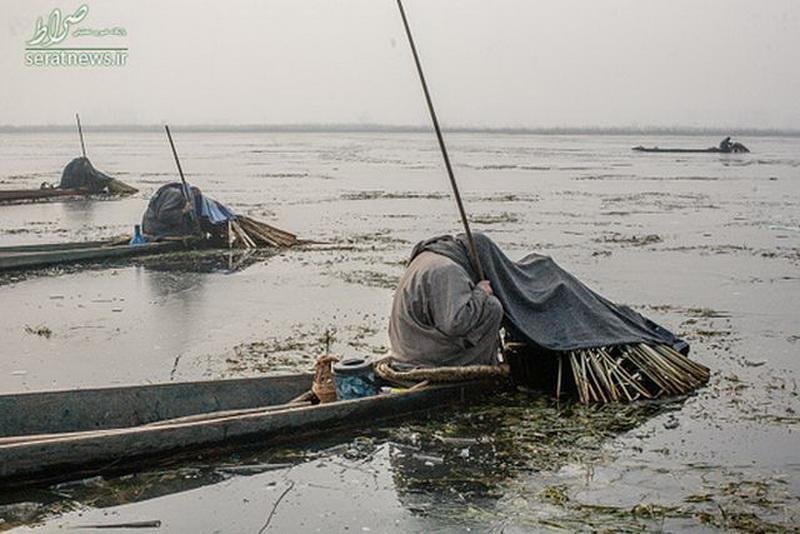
[75,113,87,158]
[395,0,484,280]
[164,125,199,232]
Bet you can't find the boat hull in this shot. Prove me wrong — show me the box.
[0,186,136,204]
[632,146,749,154]
[0,188,91,203]
[0,240,194,271]
[0,374,495,484]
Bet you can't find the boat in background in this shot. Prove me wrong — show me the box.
[632,145,749,153]
[0,157,137,205]
[0,187,114,204]
[632,137,750,154]
[0,238,198,272]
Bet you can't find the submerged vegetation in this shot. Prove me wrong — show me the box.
[4,389,795,532]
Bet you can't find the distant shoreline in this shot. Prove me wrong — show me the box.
[1,124,799,137]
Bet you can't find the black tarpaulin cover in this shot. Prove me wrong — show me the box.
[142,183,200,238]
[142,182,237,239]
[410,233,689,354]
[59,157,137,194]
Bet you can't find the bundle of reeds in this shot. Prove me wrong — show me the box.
[225,216,297,249]
[105,177,138,195]
[508,342,710,404]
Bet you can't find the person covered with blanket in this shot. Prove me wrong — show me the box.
[388,237,504,368]
[389,232,689,370]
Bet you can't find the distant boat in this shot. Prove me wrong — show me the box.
[0,182,297,272]
[632,138,750,154]
[0,238,197,271]
[0,157,137,205]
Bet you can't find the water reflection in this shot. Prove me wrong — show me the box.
[58,199,97,223]
[386,394,679,521]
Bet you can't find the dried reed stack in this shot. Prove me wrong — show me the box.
[555,343,709,404]
[225,215,297,249]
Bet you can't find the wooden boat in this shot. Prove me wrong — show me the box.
[633,146,723,153]
[0,183,137,205]
[0,374,495,484]
[632,144,750,154]
[0,188,96,204]
[0,238,195,271]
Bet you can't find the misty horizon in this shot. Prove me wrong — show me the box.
[2,0,799,130]
[2,123,800,138]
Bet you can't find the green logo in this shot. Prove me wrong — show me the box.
[24,5,128,67]
[27,5,89,48]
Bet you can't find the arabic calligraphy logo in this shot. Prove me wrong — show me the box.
[26,5,89,48]
[24,5,128,67]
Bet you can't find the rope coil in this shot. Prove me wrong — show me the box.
[374,357,510,387]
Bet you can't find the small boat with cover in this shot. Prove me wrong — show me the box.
[0,183,295,272]
[1,116,137,204]
[0,157,138,204]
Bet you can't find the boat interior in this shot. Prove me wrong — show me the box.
[0,374,313,439]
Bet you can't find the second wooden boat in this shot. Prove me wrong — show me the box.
[0,188,98,204]
[0,239,197,272]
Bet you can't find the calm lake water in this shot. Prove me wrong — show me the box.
[0,131,798,531]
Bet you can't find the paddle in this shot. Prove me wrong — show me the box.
[395,0,485,280]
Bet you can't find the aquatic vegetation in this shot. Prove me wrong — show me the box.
[23,324,52,338]
[597,232,663,246]
[468,212,520,225]
[341,190,447,201]
[335,269,399,290]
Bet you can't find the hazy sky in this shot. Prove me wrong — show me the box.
[2,0,799,128]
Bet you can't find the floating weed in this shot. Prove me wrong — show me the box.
[539,484,570,506]
[336,269,399,289]
[597,232,663,247]
[23,325,52,338]
[468,212,520,225]
[341,190,447,201]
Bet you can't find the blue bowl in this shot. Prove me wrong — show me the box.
[333,358,378,400]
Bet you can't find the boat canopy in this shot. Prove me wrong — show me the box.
[141,182,236,239]
[60,157,137,194]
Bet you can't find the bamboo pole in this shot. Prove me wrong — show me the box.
[164,125,200,234]
[76,113,87,158]
[395,0,484,280]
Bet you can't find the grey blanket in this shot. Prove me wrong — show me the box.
[411,233,689,354]
[389,251,503,367]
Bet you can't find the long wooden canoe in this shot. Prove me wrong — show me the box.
[0,374,495,484]
[0,188,93,203]
[632,145,750,154]
[0,239,197,271]
[0,184,137,205]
